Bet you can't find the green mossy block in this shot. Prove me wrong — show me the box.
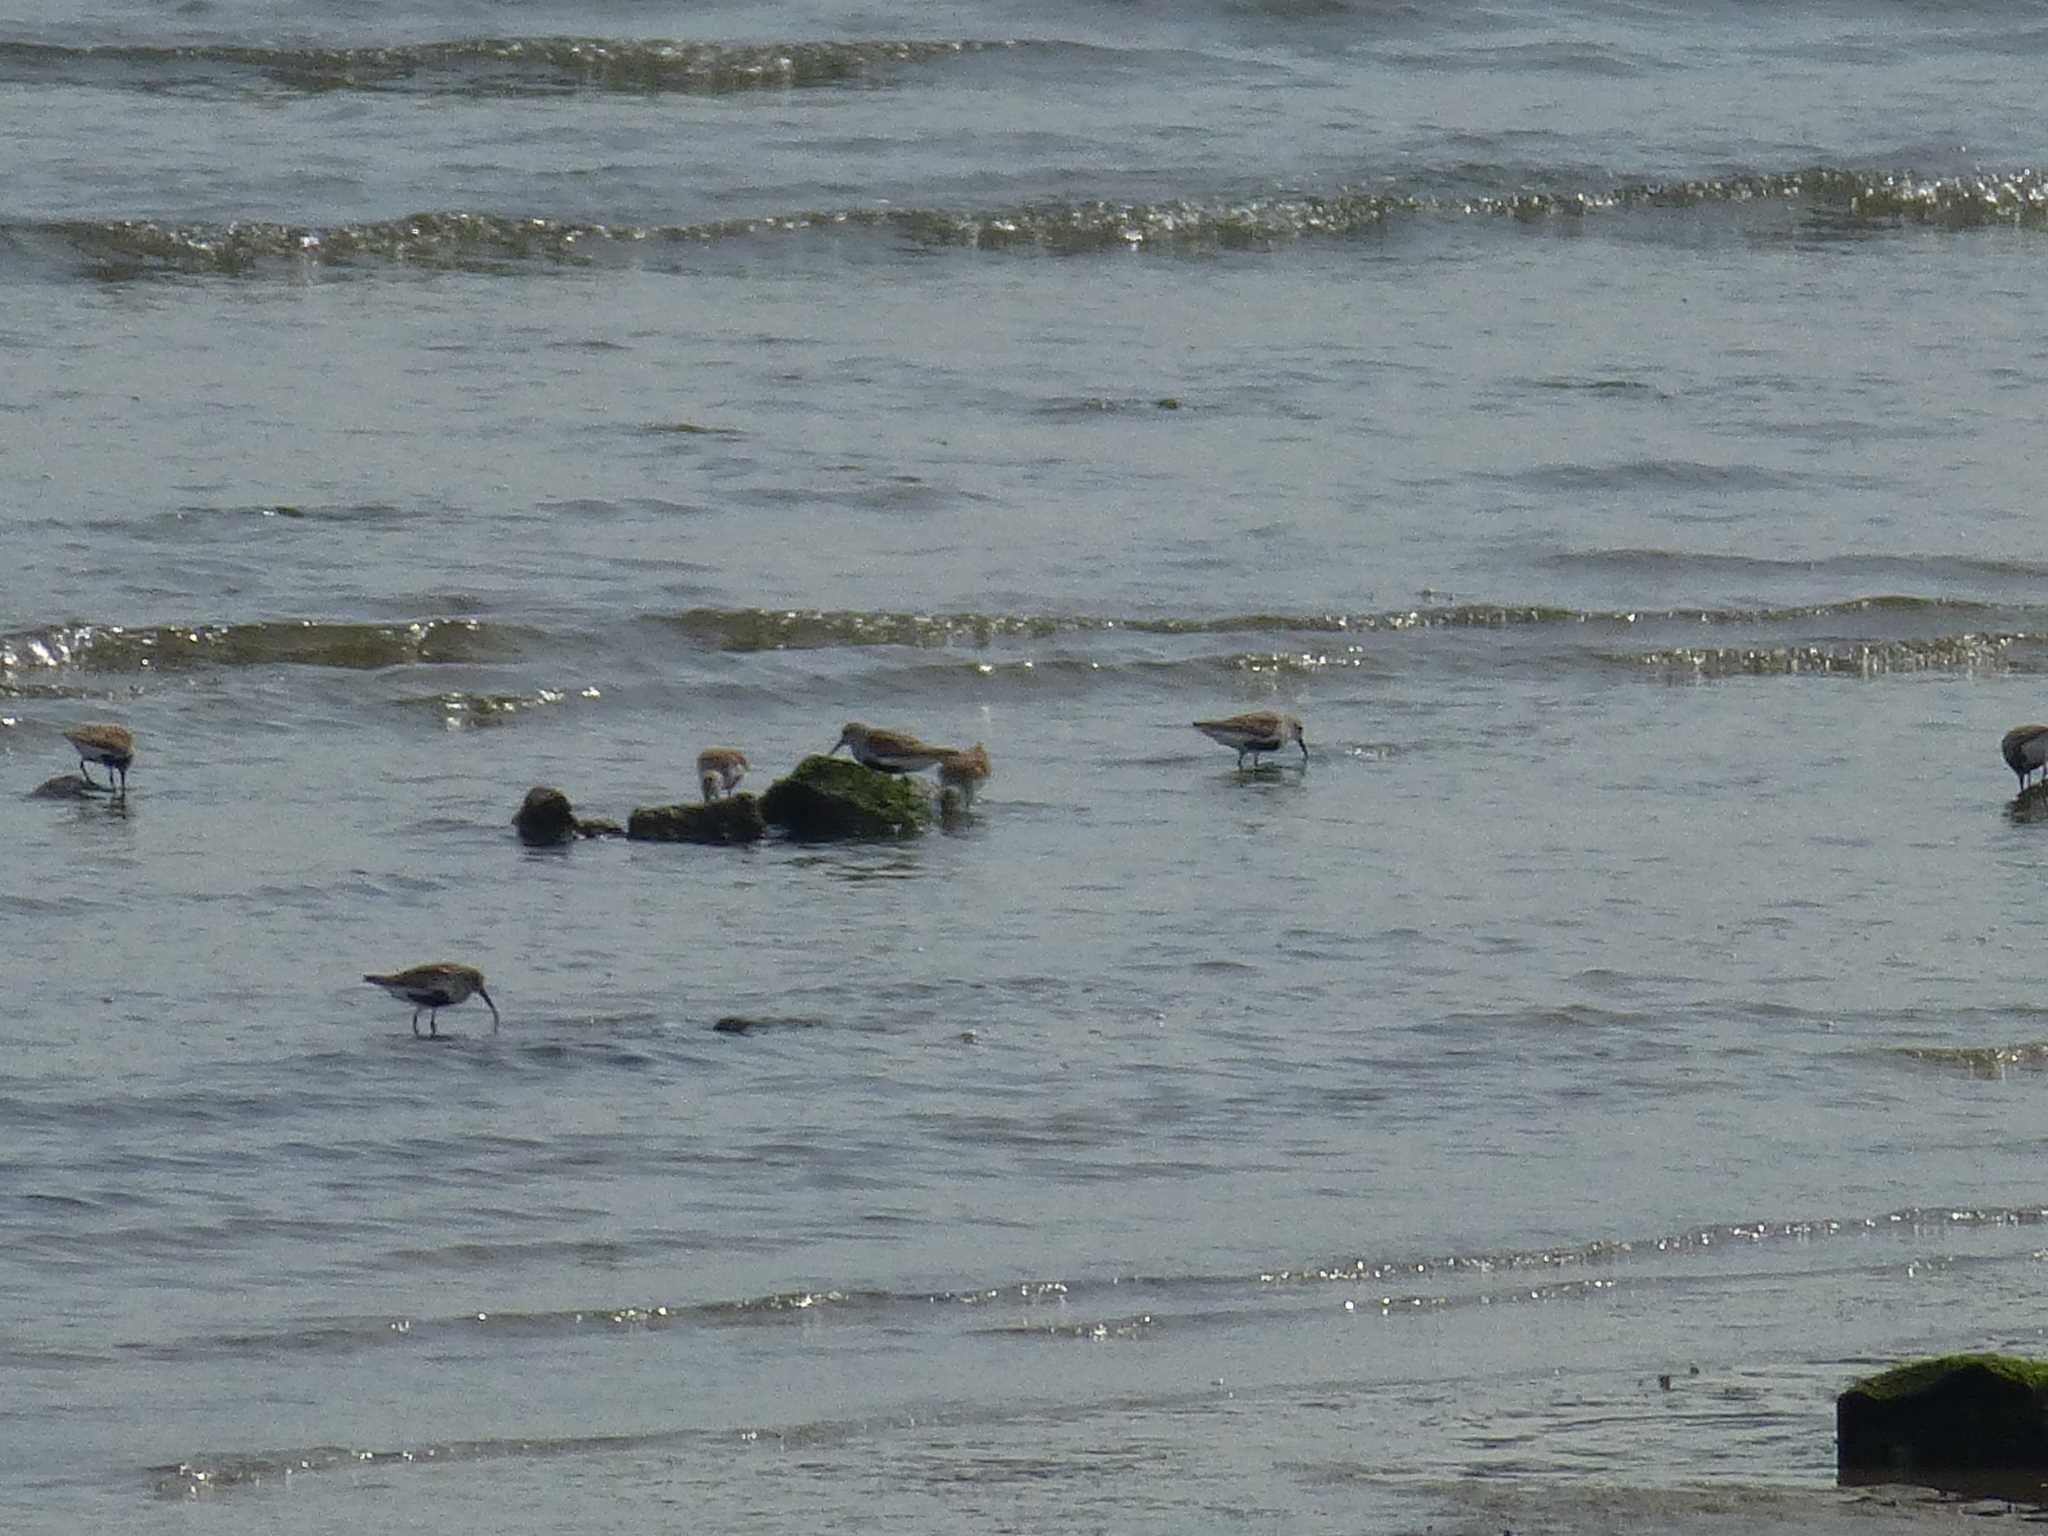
[627,793,766,845]
[1839,1355,2048,1477]
[759,755,931,840]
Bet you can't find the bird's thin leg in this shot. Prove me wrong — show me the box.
[77,758,104,790]
[429,1010,440,1038]
[412,1009,424,1038]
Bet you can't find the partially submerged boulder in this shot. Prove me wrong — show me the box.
[514,786,578,846]
[1838,1355,2048,1481]
[514,786,626,845]
[759,754,932,839]
[627,793,766,845]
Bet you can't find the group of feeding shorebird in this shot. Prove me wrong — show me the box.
[51,713,2048,1037]
[53,709,1312,1037]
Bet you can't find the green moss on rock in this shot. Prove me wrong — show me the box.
[1839,1354,2048,1478]
[627,793,766,845]
[759,755,932,839]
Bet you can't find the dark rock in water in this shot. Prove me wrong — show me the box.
[514,786,579,846]
[760,755,932,840]
[1838,1355,2048,1482]
[29,774,103,800]
[2012,780,2048,823]
[627,793,766,845]
[711,1015,822,1035]
[576,816,624,839]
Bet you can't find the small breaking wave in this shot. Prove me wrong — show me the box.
[6,599,2035,682]
[1625,632,2016,678]
[19,166,2048,280]
[0,36,1023,97]
[0,618,530,673]
[139,1203,2048,1494]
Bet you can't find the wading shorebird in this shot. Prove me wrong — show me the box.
[831,722,958,774]
[2004,724,2048,792]
[1193,710,1308,769]
[697,746,749,801]
[363,962,499,1038]
[64,723,135,795]
[937,743,993,807]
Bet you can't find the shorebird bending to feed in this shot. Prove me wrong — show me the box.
[938,743,993,807]
[364,962,499,1038]
[1193,710,1308,769]
[2004,724,2048,792]
[697,746,749,801]
[831,722,957,774]
[64,723,135,795]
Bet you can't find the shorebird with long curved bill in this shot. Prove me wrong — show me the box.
[697,746,749,801]
[64,723,135,795]
[2004,724,2048,792]
[364,962,499,1038]
[831,722,958,774]
[1193,710,1308,769]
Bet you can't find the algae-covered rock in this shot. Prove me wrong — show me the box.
[576,816,624,839]
[759,754,932,839]
[1838,1355,2048,1479]
[514,786,579,846]
[627,793,766,845]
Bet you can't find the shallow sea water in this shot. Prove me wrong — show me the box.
[6,0,2048,1530]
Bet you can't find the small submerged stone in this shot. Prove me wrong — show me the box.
[627,793,766,845]
[710,1015,822,1036]
[760,754,932,839]
[29,773,104,800]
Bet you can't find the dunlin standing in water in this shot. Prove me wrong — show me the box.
[363,962,499,1038]
[64,723,135,795]
[2003,724,2048,791]
[697,746,749,802]
[1192,710,1308,769]
[938,743,993,807]
[830,722,957,774]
